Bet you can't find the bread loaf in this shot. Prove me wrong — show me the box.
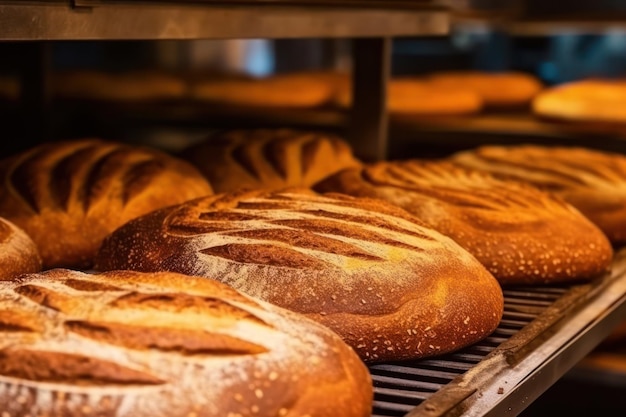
[181,129,361,193]
[314,161,613,285]
[532,79,626,123]
[0,139,213,269]
[189,71,336,108]
[451,144,626,245]
[95,188,504,363]
[53,70,187,102]
[335,76,483,115]
[0,217,41,280]
[427,71,543,108]
[0,269,372,417]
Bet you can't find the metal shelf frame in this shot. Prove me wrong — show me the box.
[0,0,451,160]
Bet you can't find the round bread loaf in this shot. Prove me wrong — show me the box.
[451,144,626,245]
[532,79,626,123]
[0,269,372,417]
[335,76,483,115]
[95,188,504,363]
[427,71,543,108]
[190,72,335,108]
[181,129,361,193]
[0,217,41,280]
[53,70,187,102]
[314,161,613,285]
[0,139,213,269]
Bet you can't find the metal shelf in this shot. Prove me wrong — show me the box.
[0,1,448,40]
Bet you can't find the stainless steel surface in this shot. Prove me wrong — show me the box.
[348,37,391,162]
[0,2,448,40]
[369,249,626,417]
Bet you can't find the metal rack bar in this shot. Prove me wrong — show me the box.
[349,37,391,162]
[0,3,448,40]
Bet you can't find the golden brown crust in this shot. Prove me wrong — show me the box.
[0,269,372,417]
[52,70,187,102]
[532,79,626,123]
[189,71,336,108]
[427,71,543,108]
[0,139,213,269]
[451,144,626,245]
[334,75,484,115]
[314,161,613,285]
[181,129,362,193]
[95,188,504,363]
[0,217,41,280]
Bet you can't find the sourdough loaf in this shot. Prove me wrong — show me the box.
[181,129,361,193]
[451,145,626,244]
[0,217,41,280]
[532,79,626,123]
[315,161,613,285]
[53,70,187,102]
[334,76,483,115]
[189,71,336,108]
[0,139,213,269]
[0,269,372,417]
[427,71,543,108]
[95,188,504,362]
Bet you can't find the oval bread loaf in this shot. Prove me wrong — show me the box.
[0,139,213,269]
[531,79,626,123]
[427,71,543,108]
[451,145,626,245]
[181,129,361,193]
[314,161,613,285]
[95,188,504,363]
[0,217,41,280]
[0,269,373,417]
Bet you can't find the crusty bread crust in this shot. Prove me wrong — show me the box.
[315,161,613,285]
[427,71,543,108]
[0,269,372,417]
[190,72,336,108]
[335,75,483,115]
[53,70,187,102]
[532,79,626,123]
[96,188,504,363]
[0,139,213,269]
[182,129,361,193]
[0,217,41,280]
[452,144,626,245]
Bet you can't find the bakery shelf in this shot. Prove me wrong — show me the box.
[0,1,449,40]
[369,248,626,417]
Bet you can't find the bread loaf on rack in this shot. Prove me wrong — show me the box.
[426,71,543,108]
[95,188,504,363]
[451,144,626,245]
[0,217,41,280]
[314,160,613,285]
[334,76,484,115]
[0,269,373,417]
[189,71,336,108]
[532,79,626,123]
[0,139,213,269]
[181,129,361,193]
[53,70,187,102]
